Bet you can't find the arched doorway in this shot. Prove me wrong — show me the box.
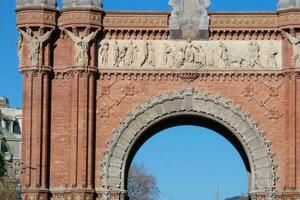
[101,89,277,199]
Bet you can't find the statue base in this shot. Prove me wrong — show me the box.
[170,29,209,40]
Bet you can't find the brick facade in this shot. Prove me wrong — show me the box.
[16,5,300,200]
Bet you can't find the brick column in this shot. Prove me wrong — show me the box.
[16,6,57,200]
[20,66,52,200]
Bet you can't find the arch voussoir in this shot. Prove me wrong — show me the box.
[102,88,278,196]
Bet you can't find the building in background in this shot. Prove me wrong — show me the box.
[0,97,22,163]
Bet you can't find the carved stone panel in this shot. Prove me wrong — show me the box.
[98,40,282,70]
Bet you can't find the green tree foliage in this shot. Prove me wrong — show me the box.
[127,164,160,200]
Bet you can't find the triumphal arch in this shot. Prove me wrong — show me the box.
[16,0,300,199]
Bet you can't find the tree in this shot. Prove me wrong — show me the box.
[127,164,160,200]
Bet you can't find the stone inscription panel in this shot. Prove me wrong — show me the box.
[98,40,282,70]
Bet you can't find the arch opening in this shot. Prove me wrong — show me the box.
[124,114,252,191]
[102,89,277,198]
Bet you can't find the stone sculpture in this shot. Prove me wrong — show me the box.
[112,41,119,67]
[19,28,54,66]
[148,42,156,67]
[139,41,149,67]
[278,0,300,10]
[64,29,99,66]
[162,43,173,68]
[195,45,206,68]
[248,41,262,68]
[125,41,137,67]
[267,42,279,68]
[218,42,230,68]
[17,34,23,65]
[119,46,127,67]
[98,41,109,67]
[168,0,211,40]
[175,47,185,68]
[16,0,57,9]
[286,33,300,67]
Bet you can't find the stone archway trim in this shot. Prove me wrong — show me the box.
[102,88,278,194]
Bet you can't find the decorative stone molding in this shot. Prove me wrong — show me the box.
[102,89,278,194]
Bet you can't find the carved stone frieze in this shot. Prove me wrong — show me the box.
[101,89,278,194]
[98,40,282,70]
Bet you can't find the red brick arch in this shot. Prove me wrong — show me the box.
[102,89,277,197]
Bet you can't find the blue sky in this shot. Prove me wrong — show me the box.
[0,0,278,199]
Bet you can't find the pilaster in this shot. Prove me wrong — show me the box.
[17,5,57,200]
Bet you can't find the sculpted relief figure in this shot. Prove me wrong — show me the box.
[98,41,109,67]
[185,40,197,63]
[194,45,206,68]
[125,41,138,67]
[112,41,120,67]
[248,41,262,68]
[162,44,173,68]
[64,29,99,66]
[267,42,279,68]
[139,41,149,67]
[175,47,185,68]
[286,33,300,67]
[218,42,230,68]
[119,46,127,67]
[148,42,156,67]
[17,33,23,66]
[19,28,53,66]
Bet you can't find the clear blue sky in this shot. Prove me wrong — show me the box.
[0,0,278,199]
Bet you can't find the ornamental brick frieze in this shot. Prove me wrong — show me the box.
[103,12,169,30]
[210,13,279,30]
[103,29,169,40]
[98,40,282,70]
[278,11,300,28]
[58,9,103,28]
[17,9,57,28]
[210,30,282,41]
